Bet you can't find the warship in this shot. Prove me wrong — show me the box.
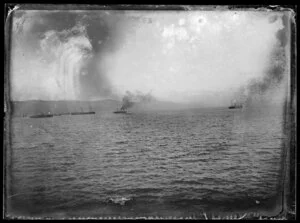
[113,107,128,114]
[228,100,243,109]
[30,113,54,118]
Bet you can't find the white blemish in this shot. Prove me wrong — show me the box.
[179,18,185,26]
[7,5,20,19]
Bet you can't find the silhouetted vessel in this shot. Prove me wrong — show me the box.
[228,100,243,109]
[113,110,128,114]
[30,114,54,118]
[113,105,129,114]
[228,105,243,109]
[70,106,95,115]
[70,111,95,115]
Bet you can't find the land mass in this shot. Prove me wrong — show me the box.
[8,99,189,117]
[9,99,120,117]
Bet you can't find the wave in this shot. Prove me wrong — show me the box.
[106,196,132,206]
[171,180,202,185]
[115,141,129,145]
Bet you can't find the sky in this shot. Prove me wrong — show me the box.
[9,9,290,105]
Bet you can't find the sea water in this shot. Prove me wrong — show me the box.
[7,107,284,218]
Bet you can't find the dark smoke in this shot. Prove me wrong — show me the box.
[120,91,135,111]
[120,91,155,110]
[248,46,286,95]
[236,13,289,106]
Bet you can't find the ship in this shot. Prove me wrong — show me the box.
[70,111,96,115]
[113,110,128,114]
[30,113,54,118]
[228,100,243,109]
[114,93,135,114]
[228,104,243,109]
[113,105,129,114]
[113,107,128,114]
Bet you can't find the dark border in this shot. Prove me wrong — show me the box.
[3,4,297,220]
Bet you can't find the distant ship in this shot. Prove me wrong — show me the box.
[113,110,128,114]
[113,95,133,114]
[29,107,96,118]
[70,111,95,115]
[228,102,243,109]
[30,113,54,118]
[113,105,129,114]
[113,109,128,114]
[228,99,243,109]
[228,105,243,109]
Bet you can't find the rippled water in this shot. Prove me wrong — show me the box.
[8,107,284,218]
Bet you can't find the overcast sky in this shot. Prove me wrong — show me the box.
[10,9,289,105]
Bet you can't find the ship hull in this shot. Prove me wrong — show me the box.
[30,114,54,118]
[228,106,242,109]
[70,112,95,115]
[30,112,95,118]
[113,111,128,114]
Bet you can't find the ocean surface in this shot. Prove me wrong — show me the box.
[7,107,285,218]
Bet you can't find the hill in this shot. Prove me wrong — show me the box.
[8,99,205,117]
[9,99,121,117]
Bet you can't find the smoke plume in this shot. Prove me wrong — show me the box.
[10,10,127,101]
[233,13,290,107]
[120,91,155,110]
